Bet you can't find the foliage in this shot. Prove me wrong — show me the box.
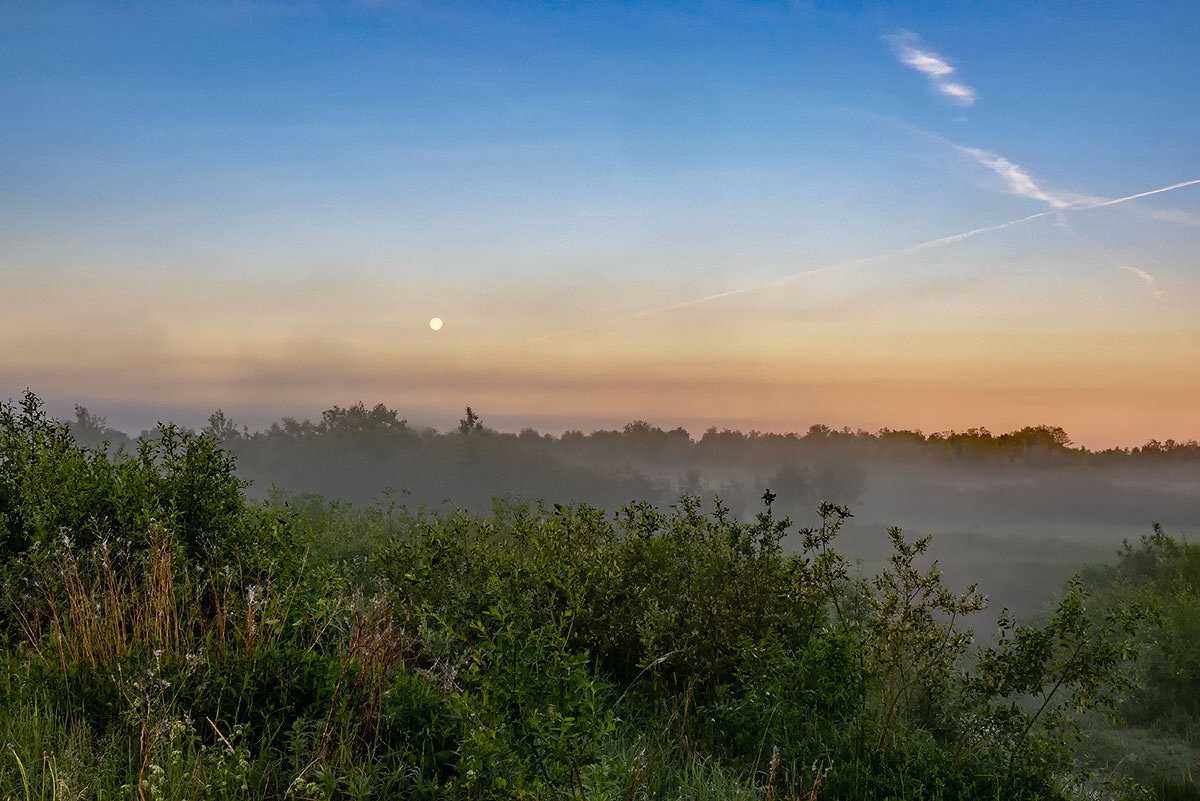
[0,390,271,564]
[1082,527,1200,742]
[0,392,1166,799]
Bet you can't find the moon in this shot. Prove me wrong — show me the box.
[429,317,443,331]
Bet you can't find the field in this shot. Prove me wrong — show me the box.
[3,393,1199,800]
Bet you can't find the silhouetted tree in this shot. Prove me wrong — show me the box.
[459,406,483,435]
[68,405,130,451]
[203,409,244,443]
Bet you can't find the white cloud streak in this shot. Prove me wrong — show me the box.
[957,147,1200,226]
[534,175,1200,342]
[1059,219,1167,300]
[956,146,1105,209]
[1121,263,1166,300]
[886,33,1197,223]
[886,31,976,106]
[960,141,1196,300]
[958,144,1198,299]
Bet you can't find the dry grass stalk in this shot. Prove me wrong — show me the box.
[764,745,780,801]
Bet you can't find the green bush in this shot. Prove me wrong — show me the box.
[1082,525,1200,741]
[0,391,283,565]
[0,393,1161,799]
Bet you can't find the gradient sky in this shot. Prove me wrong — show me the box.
[2,1,1198,446]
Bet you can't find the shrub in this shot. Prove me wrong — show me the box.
[0,396,1159,799]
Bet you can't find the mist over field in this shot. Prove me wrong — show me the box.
[63,400,1200,626]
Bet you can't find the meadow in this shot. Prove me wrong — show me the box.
[3,392,1198,800]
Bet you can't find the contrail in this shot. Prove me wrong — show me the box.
[532,211,1052,343]
[1084,178,1200,209]
[776,210,1053,287]
[533,176,1199,343]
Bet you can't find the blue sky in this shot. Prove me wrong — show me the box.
[2,1,1198,444]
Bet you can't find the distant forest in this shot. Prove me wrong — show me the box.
[62,400,1200,519]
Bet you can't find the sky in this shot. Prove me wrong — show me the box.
[1,0,1198,447]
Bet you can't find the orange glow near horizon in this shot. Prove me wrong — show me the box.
[4,278,1197,449]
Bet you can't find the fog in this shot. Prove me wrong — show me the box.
[69,401,1199,628]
